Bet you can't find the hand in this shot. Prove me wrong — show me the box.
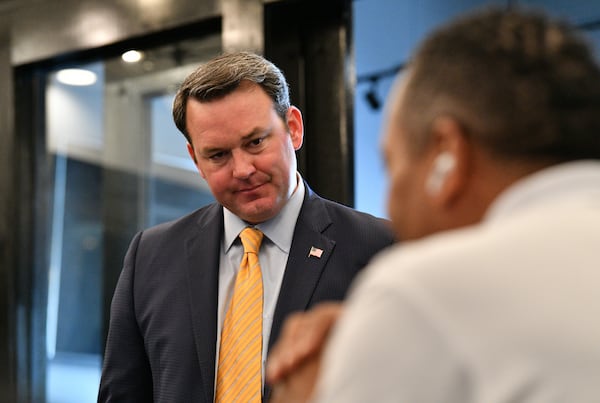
[266,302,343,399]
[268,353,320,403]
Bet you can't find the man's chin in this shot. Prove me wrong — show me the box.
[237,202,280,224]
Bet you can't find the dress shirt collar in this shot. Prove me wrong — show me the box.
[223,173,305,253]
[485,160,600,222]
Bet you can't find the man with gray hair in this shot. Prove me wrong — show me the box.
[267,7,600,403]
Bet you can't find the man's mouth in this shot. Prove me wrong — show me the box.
[237,183,264,193]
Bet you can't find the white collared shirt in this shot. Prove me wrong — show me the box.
[313,161,600,403]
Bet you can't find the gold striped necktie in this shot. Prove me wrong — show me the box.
[216,227,264,403]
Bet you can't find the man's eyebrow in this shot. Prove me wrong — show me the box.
[200,146,225,156]
[241,126,271,140]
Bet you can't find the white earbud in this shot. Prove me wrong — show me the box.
[425,152,456,195]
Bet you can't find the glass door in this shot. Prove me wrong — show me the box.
[43,33,220,403]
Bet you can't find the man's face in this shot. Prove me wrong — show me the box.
[382,78,435,241]
[186,81,303,224]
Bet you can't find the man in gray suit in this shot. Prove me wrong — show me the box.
[98,51,394,402]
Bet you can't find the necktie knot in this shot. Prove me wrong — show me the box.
[240,227,263,255]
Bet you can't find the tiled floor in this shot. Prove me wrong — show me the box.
[46,352,101,403]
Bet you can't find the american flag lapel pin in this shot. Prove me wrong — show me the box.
[308,246,323,258]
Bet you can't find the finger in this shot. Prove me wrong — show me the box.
[267,303,343,382]
[297,303,343,355]
[267,313,306,381]
[268,382,285,403]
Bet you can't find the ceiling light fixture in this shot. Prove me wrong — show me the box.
[121,50,144,63]
[357,62,405,110]
[55,68,98,86]
[365,78,381,110]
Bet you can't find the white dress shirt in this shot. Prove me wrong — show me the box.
[314,161,600,403]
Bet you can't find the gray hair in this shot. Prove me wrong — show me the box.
[401,7,600,162]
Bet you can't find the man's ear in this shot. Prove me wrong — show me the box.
[424,117,470,207]
[286,106,304,150]
[187,142,206,179]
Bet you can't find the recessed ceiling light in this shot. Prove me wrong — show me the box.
[122,50,144,63]
[55,68,98,86]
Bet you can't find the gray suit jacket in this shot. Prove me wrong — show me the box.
[98,185,395,402]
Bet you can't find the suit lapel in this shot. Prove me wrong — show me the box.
[185,203,223,403]
[267,188,334,352]
[264,189,334,401]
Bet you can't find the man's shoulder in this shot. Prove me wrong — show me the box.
[304,191,392,233]
[140,202,222,241]
[355,216,536,296]
[357,225,484,289]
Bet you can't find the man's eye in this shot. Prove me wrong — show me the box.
[209,151,226,160]
[249,137,264,146]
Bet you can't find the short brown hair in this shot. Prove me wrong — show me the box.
[172,51,291,144]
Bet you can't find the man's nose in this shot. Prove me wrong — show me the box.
[231,150,256,179]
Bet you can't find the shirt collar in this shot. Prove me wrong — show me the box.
[223,173,305,253]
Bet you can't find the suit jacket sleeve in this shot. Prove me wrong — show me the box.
[98,231,153,402]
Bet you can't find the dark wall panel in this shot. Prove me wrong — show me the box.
[265,0,355,206]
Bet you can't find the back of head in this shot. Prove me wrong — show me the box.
[172,51,291,143]
[402,7,600,163]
